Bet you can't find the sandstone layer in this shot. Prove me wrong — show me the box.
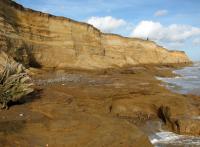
[0,0,191,69]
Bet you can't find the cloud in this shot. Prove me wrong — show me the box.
[154,10,168,17]
[86,16,127,33]
[130,21,162,40]
[130,20,200,43]
[193,38,200,45]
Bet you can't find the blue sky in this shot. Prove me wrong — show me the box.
[16,0,200,61]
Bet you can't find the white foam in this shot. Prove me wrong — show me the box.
[172,71,177,74]
[174,76,181,79]
[150,138,159,144]
[150,131,200,146]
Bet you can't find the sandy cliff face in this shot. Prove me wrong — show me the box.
[0,0,191,69]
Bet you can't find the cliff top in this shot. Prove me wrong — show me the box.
[1,0,183,53]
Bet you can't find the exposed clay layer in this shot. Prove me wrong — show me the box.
[0,0,191,69]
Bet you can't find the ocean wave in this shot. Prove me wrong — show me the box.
[181,75,199,80]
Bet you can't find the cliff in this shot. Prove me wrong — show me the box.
[0,0,191,69]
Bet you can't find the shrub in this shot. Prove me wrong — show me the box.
[0,52,34,109]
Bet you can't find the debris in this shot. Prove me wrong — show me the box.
[19,113,24,117]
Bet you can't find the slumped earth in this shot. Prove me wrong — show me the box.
[0,65,200,146]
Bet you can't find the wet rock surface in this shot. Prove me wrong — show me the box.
[0,65,200,146]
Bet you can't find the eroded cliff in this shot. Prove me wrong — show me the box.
[0,0,191,69]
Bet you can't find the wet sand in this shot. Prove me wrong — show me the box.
[0,64,200,146]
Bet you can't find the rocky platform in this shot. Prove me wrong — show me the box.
[0,65,200,146]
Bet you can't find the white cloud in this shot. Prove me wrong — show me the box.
[193,38,200,45]
[130,21,162,40]
[130,20,200,43]
[86,16,127,33]
[154,10,168,17]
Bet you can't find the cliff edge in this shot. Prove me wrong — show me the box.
[0,0,191,69]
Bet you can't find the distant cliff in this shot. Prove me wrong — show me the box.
[0,0,191,69]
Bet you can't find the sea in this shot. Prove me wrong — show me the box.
[157,62,200,96]
[149,62,200,147]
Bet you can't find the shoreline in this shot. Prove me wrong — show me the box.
[148,63,200,146]
[158,62,200,96]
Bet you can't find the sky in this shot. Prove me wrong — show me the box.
[15,0,200,61]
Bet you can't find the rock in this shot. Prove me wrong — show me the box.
[156,106,200,136]
[157,106,171,124]
[0,85,153,146]
[111,98,156,120]
[160,117,200,136]
[0,0,191,69]
[157,106,181,133]
[178,118,200,135]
